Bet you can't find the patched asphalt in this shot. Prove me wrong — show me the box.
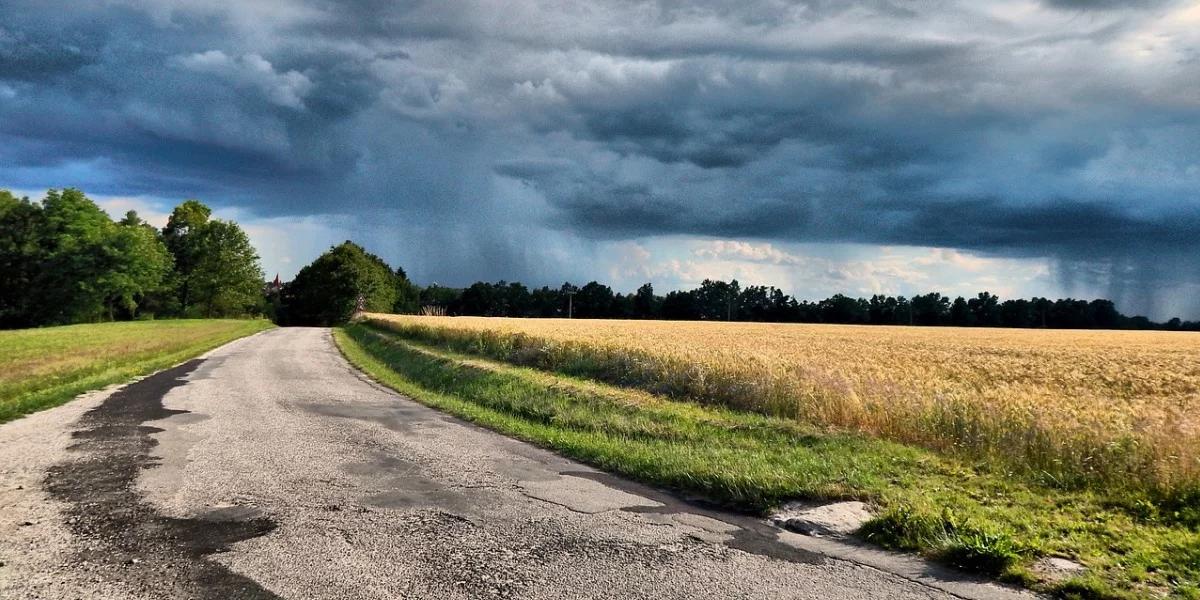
[0,327,1036,599]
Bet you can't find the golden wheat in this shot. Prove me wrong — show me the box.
[365,314,1200,494]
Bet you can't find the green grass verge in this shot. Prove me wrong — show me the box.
[337,323,1200,600]
[0,319,274,423]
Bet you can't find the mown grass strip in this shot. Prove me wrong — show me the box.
[0,319,274,423]
[337,323,1200,600]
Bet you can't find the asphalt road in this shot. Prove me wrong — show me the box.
[0,327,1034,599]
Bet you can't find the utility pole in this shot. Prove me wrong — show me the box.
[566,291,576,319]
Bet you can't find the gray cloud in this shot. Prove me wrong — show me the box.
[0,26,100,81]
[1,0,1198,317]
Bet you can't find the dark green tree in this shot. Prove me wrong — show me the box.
[162,200,212,313]
[968,292,1001,326]
[1087,299,1121,329]
[950,296,972,326]
[103,215,173,319]
[188,220,264,317]
[36,189,117,323]
[460,281,505,316]
[633,283,659,318]
[394,268,420,314]
[2,189,177,324]
[574,281,615,318]
[419,284,462,311]
[1000,299,1034,328]
[911,292,951,325]
[868,294,904,325]
[695,279,741,320]
[661,290,701,320]
[0,191,44,327]
[737,285,771,321]
[819,294,869,324]
[161,200,262,317]
[281,241,400,326]
[529,286,563,317]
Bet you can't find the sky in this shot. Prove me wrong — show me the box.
[2,1,1198,319]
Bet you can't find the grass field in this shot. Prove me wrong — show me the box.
[0,319,274,423]
[349,315,1200,599]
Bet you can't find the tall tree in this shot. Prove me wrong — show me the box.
[695,279,740,320]
[911,292,951,325]
[161,200,262,317]
[188,220,264,317]
[529,286,563,317]
[820,294,869,324]
[6,189,174,323]
[968,292,1001,326]
[162,199,213,313]
[102,216,173,319]
[661,290,701,320]
[633,283,659,318]
[950,296,972,326]
[419,284,462,311]
[394,268,421,314]
[1000,299,1033,328]
[574,281,615,318]
[282,241,400,326]
[0,191,44,327]
[36,189,116,323]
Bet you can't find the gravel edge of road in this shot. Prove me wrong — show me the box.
[331,326,1040,600]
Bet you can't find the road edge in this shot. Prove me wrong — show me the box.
[330,326,1039,600]
[1,321,275,425]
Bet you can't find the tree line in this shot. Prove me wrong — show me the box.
[4,188,1196,331]
[0,189,264,328]
[415,279,1200,331]
[0,189,413,329]
[264,240,1200,331]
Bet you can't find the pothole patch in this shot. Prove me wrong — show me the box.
[43,359,281,599]
[1031,556,1087,583]
[769,501,874,537]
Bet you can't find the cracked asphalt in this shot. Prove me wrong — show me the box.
[0,327,1035,599]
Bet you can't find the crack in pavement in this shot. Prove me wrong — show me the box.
[43,359,280,599]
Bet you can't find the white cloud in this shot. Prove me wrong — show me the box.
[238,214,350,279]
[692,240,805,265]
[596,237,1056,301]
[174,50,313,109]
[94,195,171,227]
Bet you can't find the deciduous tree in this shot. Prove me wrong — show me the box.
[161,200,262,317]
[281,241,400,325]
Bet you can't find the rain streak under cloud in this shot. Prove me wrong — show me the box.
[1,0,1198,318]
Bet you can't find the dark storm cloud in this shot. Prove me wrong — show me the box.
[885,199,1200,255]
[2,0,1199,316]
[0,26,101,81]
[548,181,1200,260]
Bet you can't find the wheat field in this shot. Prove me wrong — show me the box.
[365,314,1200,496]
